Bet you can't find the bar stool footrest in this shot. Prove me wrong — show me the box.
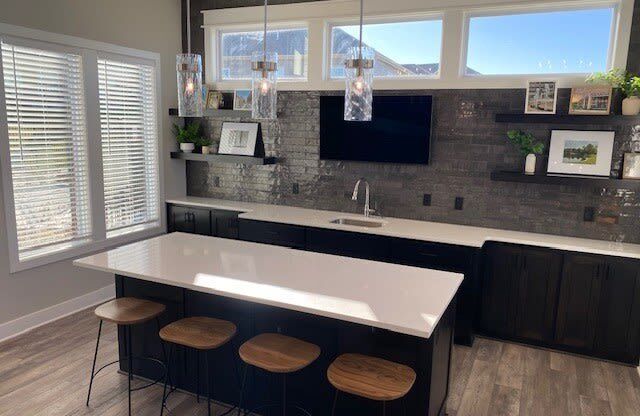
[94,356,167,392]
[243,403,312,416]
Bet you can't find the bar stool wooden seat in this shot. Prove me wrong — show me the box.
[87,297,167,416]
[159,317,237,416]
[237,333,321,415]
[327,353,416,415]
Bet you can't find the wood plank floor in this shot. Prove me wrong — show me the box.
[1,307,639,415]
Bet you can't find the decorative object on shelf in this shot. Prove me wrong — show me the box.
[205,90,224,110]
[344,0,374,122]
[234,89,253,111]
[173,122,203,154]
[622,153,640,179]
[251,0,278,120]
[587,68,640,115]
[506,130,545,175]
[569,86,612,115]
[176,0,203,117]
[219,122,259,156]
[201,145,211,155]
[525,80,558,114]
[547,130,614,177]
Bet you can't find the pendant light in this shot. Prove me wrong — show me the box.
[251,0,278,120]
[177,0,203,117]
[344,0,374,121]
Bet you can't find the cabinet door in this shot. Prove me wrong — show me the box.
[306,228,390,261]
[594,257,640,363]
[555,253,603,350]
[480,243,521,338]
[168,205,211,235]
[212,209,240,239]
[238,220,306,249]
[514,248,562,343]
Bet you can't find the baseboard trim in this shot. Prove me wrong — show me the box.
[0,284,115,343]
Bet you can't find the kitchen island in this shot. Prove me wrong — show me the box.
[75,232,462,415]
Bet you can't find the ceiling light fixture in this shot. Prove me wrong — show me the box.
[251,0,278,120]
[344,0,374,121]
[177,0,203,117]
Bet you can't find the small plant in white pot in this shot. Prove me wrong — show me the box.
[173,122,203,153]
[587,69,640,115]
[507,130,545,175]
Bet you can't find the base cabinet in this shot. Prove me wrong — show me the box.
[167,204,240,239]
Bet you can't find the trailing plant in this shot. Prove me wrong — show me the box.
[173,122,204,144]
[586,68,640,97]
[507,130,545,155]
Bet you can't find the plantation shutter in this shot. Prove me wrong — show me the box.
[1,41,91,259]
[98,57,159,235]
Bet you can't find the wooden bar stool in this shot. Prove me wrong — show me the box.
[237,333,321,416]
[159,316,237,416]
[87,297,167,416]
[327,353,416,416]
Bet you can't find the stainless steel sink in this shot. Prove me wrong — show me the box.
[330,218,384,228]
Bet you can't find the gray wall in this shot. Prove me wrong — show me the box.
[0,0,182,326]
[184,0,640,244]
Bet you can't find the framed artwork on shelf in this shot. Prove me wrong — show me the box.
[547,130,614,177]
[569,86,612,115]
[623,153,640,179]
[218,122,259,156]
[525,80,558,114]
[205,90,224,109]
[233,89,252,111]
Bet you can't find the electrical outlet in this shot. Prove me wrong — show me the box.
[292,183,299,194]
[584,206,595,222]
[455,197,464,210]
[423,194,432,206]
[213,176,220,187]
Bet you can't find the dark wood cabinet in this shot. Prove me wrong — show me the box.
[306,227,390,261]
[211,209,240,239]
[238,219,306,249]
[167,205,211,235]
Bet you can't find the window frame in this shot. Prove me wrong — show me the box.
[460,2,620,79]
[202,0,633,90]
[0,23,164,273]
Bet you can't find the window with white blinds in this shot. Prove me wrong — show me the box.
[1,41,91,260]
[98,58,159,236]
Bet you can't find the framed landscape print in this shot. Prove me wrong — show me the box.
[233,89,252,111]
[547,130,614,177]
[623,153,640,179]
[218,122,259,156]
[525,80,558,114]
[569,86,612,115]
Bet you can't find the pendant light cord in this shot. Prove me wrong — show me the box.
[263,0,268,62]
[358,0,363,62]
[186,0,192,54]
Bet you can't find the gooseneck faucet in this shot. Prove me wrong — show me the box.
[352,178,374,217]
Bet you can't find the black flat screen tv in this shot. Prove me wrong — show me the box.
[320,95,433,164]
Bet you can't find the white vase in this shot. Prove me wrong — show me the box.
[525,153,536,175]
[201,146,210,154]
[180,142,194,153]
[622,96,640,115]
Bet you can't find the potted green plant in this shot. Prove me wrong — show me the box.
[196,135,212,154]
[507,130,545,175]
[587,69,640,115]
[173,122,203,153]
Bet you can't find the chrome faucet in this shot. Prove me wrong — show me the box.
[352,178,375,217]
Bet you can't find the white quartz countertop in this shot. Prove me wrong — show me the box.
[166,197,640,260]
[74,232,463,338]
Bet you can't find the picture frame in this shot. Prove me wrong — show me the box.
[218,122,259,156]
[525,80,558,114]
[569,86,612,115]
[547,130,615,177]
[233,89,252,111]
[205,90,224,109]
[622,153,640,179]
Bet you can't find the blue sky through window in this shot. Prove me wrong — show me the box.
[466,8,614,75]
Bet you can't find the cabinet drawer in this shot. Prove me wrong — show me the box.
[306,228,390,261]
[238,220,306,249]
[390,239,474,273]
[168,205,211,236]
[212,209,240,239]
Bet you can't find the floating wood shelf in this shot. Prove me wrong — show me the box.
[490,170,640,188]
[168,108,250,117]
[495,113,640,125]
[170,152,275,165]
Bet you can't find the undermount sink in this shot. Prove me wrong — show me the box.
[330,218,384,228]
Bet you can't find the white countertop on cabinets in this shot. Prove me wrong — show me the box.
[74,232,462,339]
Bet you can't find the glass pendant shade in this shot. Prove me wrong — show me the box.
[344,46,374,121]
[251,51,278,120]
[176,53,203,117]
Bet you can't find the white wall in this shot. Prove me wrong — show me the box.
[0,0,183,328]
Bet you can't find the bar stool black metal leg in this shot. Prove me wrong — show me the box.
[196,349,201,403]
[160,343,173,416]
[205,350,211,416]
[382,401,386,416]
[331,390,339,416]
[237,364,248,416]
[128,326,133,416]
[86,320,103,406]
[282,374,287,416]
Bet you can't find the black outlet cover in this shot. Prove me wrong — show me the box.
[213,176,220,187]
[455,197,464,210]
[584,206,595,222]
[292,183,299,194]
[423,194,432,206]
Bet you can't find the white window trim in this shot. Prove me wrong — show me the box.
[0,23,165,273]
[202,0,634,90]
